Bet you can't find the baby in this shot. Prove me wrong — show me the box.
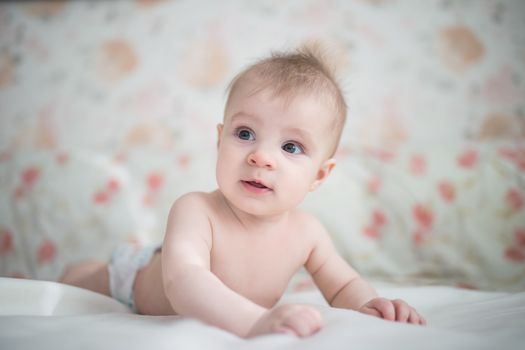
[61,45,425,338]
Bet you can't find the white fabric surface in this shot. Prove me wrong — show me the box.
[0,277,524,350]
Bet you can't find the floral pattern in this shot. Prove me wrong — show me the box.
[0,0,524,290]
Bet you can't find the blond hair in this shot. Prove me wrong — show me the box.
[224,44,347,156]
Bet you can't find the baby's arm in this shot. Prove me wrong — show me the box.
[162,194,266,337]
[162,193,322,337]
[304,217,425,325]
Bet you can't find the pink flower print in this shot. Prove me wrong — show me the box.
[37,240,56,265]
[0,151,11,162]
[412,227,427,246]
[514,228,525,248]
[504,247,525,262]
[22,167,40,187]
[0,228,13,254]
[106,178,120,193]
[143,172,165,207]
[503,228,525,263]
[518,158,525,172]
[363,225,380,239]
[367,175,382,194]
[370,149,396,162]
[457,150,478,168]
[409,154,426,176]
[14,167,40,199]
[14,186,25,199]
[498,148,515,158]
[506,188,523,211]
[413,204,433,230]
[114,152,127,163]
[498,148,525,172]
[56,152,69,165]
[10,272,26,279]
[177,154,191,168]
[142,193,153,207]
[438,180,456,203]
[93,190,110,204]
[147,172,164,191]
[93,178,121,205]
[363,209,388,239]
[372,210,387,227]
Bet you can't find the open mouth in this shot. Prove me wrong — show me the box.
[241,180,272,193]
[246,181,267,189]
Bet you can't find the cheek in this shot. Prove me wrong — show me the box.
[216,149,229,182]
[284,165,317,192]
[219,143,244,165]
[216,145,242,179]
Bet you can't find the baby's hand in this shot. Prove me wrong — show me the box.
[247,304,323,338]
[358,297,426,325]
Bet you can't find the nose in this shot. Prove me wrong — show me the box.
[247,149,276,169]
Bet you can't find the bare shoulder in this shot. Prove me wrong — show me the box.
[291,209,338,271]
[291,209,332,247]
[170,191,214,212]
[165,191,216,243]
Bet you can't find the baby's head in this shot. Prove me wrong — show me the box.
[216,45,348,216]
[223,44,347,158]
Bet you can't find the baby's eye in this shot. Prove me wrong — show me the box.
[236,128,254,141]
[282,142,304,154]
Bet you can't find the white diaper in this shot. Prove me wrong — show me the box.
[108,243,160,312]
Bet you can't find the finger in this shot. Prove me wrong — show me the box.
[407,308,420,325]
[294,319,317,337]
[282,314,316,337]
[360,307,382,318]
[302,308,324,335]
[275,325,299,337]
[300,309,323,333]
[374,298,396,321]
[277,315,302,336]
[392,300,410,322]
[408,308,427,326]
[419,315,427,326]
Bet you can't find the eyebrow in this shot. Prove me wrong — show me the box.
[286,127,315,146]
[229,112,261,125]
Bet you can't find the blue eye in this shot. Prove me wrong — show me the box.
[237,128,254,141]
[282,142,304,154]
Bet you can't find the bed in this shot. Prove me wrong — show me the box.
[1,276,524,350]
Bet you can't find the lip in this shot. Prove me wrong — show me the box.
[240,180,273,194]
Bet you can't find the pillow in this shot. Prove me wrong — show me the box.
[301,142,525,291]
[0,150,156,281]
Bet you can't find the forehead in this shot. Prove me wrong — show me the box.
[225,85,337,132]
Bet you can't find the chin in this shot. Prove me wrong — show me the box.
[231,197,272,215]
[222,192,279,217]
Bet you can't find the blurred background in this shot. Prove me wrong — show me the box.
[0,0,524,291]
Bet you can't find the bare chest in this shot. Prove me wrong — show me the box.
[210,230,308,308]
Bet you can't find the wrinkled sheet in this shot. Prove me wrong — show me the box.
[0,277,524,350]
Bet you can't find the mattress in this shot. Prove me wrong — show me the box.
[1,277,524,350]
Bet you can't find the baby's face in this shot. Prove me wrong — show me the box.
[216,86,337,217]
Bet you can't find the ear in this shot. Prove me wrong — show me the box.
[216,123,223,149]
[309,158,336,191]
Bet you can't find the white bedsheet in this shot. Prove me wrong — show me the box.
[0,277,524,350]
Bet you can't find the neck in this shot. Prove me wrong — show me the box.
[215,190,290,232]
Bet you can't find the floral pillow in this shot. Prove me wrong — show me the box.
[0,150,155,281]
[302,142,525,291]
